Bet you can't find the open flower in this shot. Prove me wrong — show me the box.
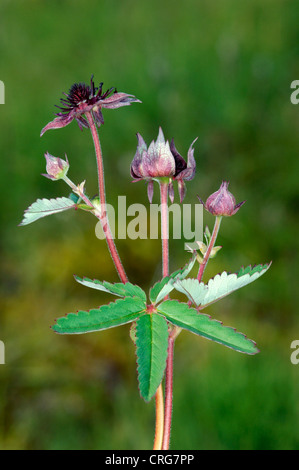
[40,76,141,136]
[131,127,197,202]
[198,181,245,216]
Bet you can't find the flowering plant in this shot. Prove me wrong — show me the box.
[20,76,270,450]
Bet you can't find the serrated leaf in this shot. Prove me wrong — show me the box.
[135,313,169,402]
[74,276,146,301]
[174,263,271,308]
[19,197,76,226]
[157,300,259,355]
[149,254,196,304]
[52,297,146,334]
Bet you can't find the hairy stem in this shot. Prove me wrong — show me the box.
[85,112,128,283]
[153,383,164,450]
[159,181,174,450]
[160,181,169,278]
[197,216,222,283]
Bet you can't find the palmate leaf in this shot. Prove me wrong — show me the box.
[135,313,169,402]
[19,197,76,226]
[173,263,271,308]
[157,300,259,355]
[52,297,146,334]
[74,276,146,302]
[149,254,196,304]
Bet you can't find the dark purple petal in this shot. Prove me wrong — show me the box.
[168,181,175,203]
[92,107,105,126]
[175,138,197,181]
[75,115,89,130]
[232,200,246,215]
[170,139,187,177]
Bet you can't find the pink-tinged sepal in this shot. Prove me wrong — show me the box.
[40,113,74,136]
[178,180,186,203]
[130,133,148,178]
[147,180,154,203]
[168,181,174,203]
[100,92,142,109]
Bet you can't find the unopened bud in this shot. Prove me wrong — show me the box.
[198,181,245,217]
[43,152,69,181]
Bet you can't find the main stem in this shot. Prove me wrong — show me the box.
[159,181,174,451]
[153,181,170,450]
[85,114,165,450]
[85,112,128,284]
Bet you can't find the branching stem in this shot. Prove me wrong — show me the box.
[85,112,128,284]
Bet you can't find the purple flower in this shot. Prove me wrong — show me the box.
[40,76,141,136]
[42,152,69,180]
[198,181,245,216]
[131,127,197,202]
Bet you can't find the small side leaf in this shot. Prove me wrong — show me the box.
[74,276,146,302]
[19,197,76,226]
[135,313,169,402]
[52,297,146,334]
[149,254,196,304]
[174,263,271,308]
[158,300,259,355]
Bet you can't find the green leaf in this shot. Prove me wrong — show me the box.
[52,297,146,334]
[135,313,169,402]
[173,263,271,308]
[74,276,146,302]
[19,197,76,226]
[157,300,259,355]
[149,254,196,304]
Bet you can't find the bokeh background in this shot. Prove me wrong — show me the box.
[1,0,299,450]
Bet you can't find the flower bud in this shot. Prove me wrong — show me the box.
[131,127,197,203]
[43,152,69,180]
[198,181,245,216]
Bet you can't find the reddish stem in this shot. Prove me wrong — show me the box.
[197,216,222,283]
[162,333,175,450]
[85,112,128,284]
[158,181,174,450]
[160,182,169,278]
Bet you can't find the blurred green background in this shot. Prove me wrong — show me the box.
[1,0,299,450]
